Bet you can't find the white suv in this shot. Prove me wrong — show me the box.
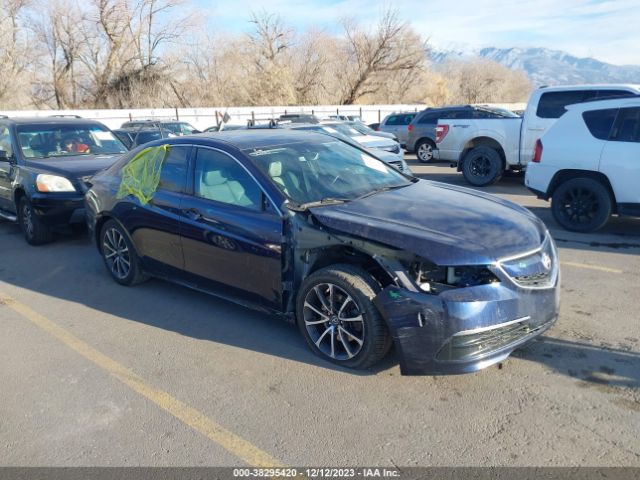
[525,96,640,232]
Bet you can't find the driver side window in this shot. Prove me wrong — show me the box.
[0,125,14,158]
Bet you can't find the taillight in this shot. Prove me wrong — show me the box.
[435,124,449,143]
[533,139,543,163]
[408,124,414,133]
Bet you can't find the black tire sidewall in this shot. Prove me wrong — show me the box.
[295,265,390,369]
[462,147,503,186]
[551,178,612,233]
[18,196,52,245]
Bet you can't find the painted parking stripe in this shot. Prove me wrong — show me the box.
[560,261,623,274]
[0,293,285,468]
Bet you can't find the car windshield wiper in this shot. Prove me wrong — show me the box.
[355,182,412,200]
[286,197,351,211]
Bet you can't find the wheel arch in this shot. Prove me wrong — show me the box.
[547,170,617,212]
[457,136,506,172]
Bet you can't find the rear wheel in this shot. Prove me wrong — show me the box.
[18,197,53,245]
[296,264,391,370]
[551,178,612,232]
[461,146,503,186]
[100,220,148,286]
[416,139,435,163]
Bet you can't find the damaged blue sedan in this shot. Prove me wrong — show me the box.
[86,130,560,375]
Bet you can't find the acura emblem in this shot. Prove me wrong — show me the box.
[541,252,552,271]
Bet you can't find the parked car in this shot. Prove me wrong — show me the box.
[86,130,559,374]
[329,115,362,121]
[113,126,173,149]
[368,122,380,130]
[526,96,640,232]
[279,114,320,124]
[203,124,245,133]
[407,106,515,164]
[321,122,405,166]
[347,121,398,142]
[378,112,417,148]
[0,116,128,244]
[434,84,640,186]
[120,119,201,135]
[284,123,410,174]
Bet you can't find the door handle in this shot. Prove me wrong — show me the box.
[183,208,202,220]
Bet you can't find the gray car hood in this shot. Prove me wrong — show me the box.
[309,180,546,266]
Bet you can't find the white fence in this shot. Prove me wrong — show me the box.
[0,103,527,130]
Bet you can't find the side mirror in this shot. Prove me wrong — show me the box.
[0,150,12,162]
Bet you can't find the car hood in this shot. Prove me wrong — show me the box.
[309,180,546,265]
[25,154,122,180]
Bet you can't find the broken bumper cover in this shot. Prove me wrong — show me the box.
[373,281,560,375]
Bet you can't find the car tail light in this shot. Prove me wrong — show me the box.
[435,124,449,143]
[408,124,414,133]
[533,139,543,163]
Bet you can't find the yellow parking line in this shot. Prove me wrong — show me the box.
[0,293,285,468]
[560,261,623,274]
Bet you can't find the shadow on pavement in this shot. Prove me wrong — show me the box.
[514,336,640,390]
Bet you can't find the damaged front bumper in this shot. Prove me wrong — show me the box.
[373,279,560,375]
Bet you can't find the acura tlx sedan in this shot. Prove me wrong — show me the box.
[86,130,560,375]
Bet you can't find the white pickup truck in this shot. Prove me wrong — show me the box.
[434,84,640,186]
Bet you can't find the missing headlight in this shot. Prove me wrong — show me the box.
[412,262,499,293]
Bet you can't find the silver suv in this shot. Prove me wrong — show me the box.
[378,112,416,147]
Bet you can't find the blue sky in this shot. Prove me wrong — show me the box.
[195,0,640,65]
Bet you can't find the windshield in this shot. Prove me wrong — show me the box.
[17,124,128,159]
[350,123,375,135]
[244,139,411,206]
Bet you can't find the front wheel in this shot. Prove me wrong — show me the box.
[551,178,612,232]
[461,147,503,186]
[18,197,53,245]
[296,264,391,369]
[416,139,435,163]
[100,220,148,286]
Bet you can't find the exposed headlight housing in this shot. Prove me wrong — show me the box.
[36,174,76,192]
[412,261,499,294]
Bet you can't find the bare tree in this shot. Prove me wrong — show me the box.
[0,0,32,107]
[338,8,426,104]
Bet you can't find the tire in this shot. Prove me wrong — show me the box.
[18,196,53,245]
[99,219,148,286]
[296,264,391,370]
[461,146,503,186]
[551,178,612,233]
[416,139,435,163]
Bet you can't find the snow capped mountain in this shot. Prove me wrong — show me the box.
[431,47,640,87]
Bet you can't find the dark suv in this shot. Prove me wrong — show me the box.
[0,117,128,245]
[407,105,516,162]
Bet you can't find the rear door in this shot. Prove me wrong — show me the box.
[179,147,283,308]
[124,145,191,274]
[599,106,640,206]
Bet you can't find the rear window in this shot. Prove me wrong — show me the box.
[537,89,636,119]
[582,109,618,140]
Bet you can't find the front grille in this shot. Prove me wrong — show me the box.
[387,160,404,171]
[436,319,545,362]
[497,235,557,289]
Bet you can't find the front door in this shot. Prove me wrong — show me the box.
[0,124,16,213]
[179,147,283,308]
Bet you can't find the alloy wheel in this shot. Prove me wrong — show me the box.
[560,187,599,224]
[469,156,492,177]
[303,283,365,361]
[418,143,433,162]
[22,203,34,239]
[102,227,131,280]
